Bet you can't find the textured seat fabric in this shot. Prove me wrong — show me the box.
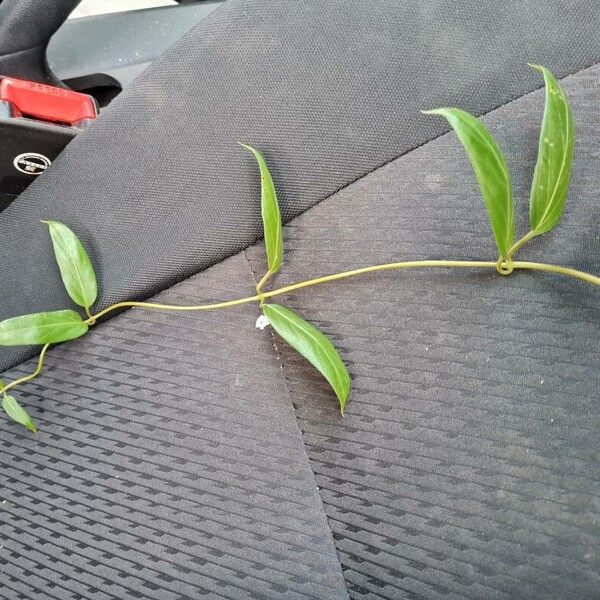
[1,1,600,599]
[245,65,600,598]
[2,0,600,370]
[0,255,348,599]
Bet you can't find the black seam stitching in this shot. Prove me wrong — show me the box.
[240,246,350,595]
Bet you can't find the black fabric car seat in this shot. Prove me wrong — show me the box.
[1,1,599,598]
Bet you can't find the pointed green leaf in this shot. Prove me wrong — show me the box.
[43,220,98,309]
[262,304,350,414]
[423,107,514,258]
[0,380,5,392]
[240,144,283,274]
[528,65,574,235]
[2,394,36,433]
[0,310,88,346]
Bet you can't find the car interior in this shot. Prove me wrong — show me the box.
[0,1,598,598]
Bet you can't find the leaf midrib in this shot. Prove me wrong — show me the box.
[55,232,91,307]
[262,173,282,268]
[534,87,571,230]
[465,116,513,249]
[269,306,347,396]
[0,319,82,335]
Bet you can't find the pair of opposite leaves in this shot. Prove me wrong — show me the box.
[0,64,574,431]
[425,64,574,258]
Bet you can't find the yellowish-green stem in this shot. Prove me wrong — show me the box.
[5,258,599,398]
[2,344,50,395]
[85,258,600,327]
[255,269,273,305]
[511,261,600,285]
[506,230,538,262]
[84,305,95,323]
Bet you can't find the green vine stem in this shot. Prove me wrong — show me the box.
[3,257,598,398]
[2,65,592,429]
[505,231,539,261]
[2,343,50,396]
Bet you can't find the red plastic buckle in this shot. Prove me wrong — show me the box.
[0,76,97,126]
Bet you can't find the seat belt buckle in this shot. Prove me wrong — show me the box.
[0,76,98,126]
[0,76,98,212]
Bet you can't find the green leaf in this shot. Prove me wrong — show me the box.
[423,107,514,258]
[240,144,283,274]
[262,304,351,414]
[43,220,98,310]
[2,394,36,433]
[0,310,88,346]
[0,379,5,392]
[528,65,575,235]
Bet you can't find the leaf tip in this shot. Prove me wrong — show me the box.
[238,142,255,153]
[339,384,350,416]
[239,142,264,160]
[41,219,60,230]
[421,108,456,120]
[26,420,37,434]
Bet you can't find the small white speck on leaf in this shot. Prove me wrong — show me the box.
[255,315,270,330]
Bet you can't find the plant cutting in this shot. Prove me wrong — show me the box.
[0,65,597,433]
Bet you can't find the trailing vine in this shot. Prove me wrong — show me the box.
[0,65,597,433]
